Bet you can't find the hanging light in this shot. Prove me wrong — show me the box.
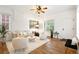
[31,5,47,15]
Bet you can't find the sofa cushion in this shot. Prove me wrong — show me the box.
[5,32,13,41]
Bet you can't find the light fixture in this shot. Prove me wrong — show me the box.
[31,5,47,15]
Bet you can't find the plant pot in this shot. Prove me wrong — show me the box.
[50,30,53,38]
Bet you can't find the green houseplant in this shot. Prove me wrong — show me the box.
[45,20,54,38]
[0,25,7,38]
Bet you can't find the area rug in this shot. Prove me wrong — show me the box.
[6,38,49,54]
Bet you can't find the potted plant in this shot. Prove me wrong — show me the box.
[50,29,53,38]
[46,20,54,38]
[0,25,7,38]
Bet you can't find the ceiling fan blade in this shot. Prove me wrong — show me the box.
[40,9,45,13]
[43,7,47,10]
[38,12,40,14]
[41,11,45,13]
[36,10,40,14]
[40,10,45,13]
[30,9,36,10]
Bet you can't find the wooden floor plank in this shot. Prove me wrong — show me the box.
[30,38,77,54]
[0,38,77,54]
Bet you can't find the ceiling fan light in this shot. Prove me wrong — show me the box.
[31,5,47,15]
[37,12,40,14]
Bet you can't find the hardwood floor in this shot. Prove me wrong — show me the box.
[0,38,77,54]
[0,42,9,54]
[30,38,77,54]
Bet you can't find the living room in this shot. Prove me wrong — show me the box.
[0,5,78,54]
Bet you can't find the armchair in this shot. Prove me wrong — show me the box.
[12,38,27,53]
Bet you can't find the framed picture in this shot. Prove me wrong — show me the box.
[29,20,39,29]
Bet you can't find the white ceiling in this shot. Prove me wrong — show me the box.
[0,5,76,14]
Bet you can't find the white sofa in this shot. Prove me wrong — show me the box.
[40,32,48,40]
[5,31,28,41]
[5,32,13,41]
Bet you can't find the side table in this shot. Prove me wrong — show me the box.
[53,32,59,39]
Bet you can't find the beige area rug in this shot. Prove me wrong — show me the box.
[6,38,49,54]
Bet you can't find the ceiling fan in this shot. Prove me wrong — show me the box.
[31,5,47,14]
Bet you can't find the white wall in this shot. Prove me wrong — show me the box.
[11,6,44,33]
[0,5,76,39]
[77,6,79,40]
[11,5,76,39]
[53,9,76,39]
